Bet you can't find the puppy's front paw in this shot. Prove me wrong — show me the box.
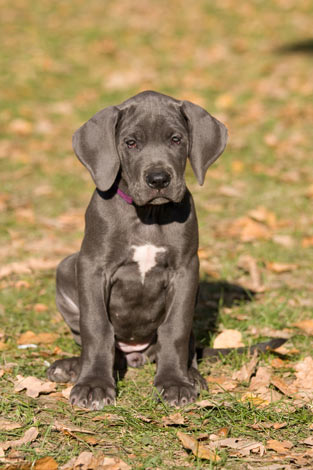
[70,381,116,410]
[155,379,198,407]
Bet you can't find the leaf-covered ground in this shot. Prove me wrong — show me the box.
[0,0,313,468]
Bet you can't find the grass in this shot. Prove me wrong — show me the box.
[0,0,313,468]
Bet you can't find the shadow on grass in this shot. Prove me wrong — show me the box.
[194,279,255,348]
[276,38,313,54]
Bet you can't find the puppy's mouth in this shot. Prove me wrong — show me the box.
[147,194,171,205]
[129,182,187,206]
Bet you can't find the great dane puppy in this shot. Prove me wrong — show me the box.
[47,90,228,409]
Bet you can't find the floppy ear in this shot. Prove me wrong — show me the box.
[72,106,120,191]
[181,100,228,185]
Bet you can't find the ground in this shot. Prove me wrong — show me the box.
[0,0,313,468]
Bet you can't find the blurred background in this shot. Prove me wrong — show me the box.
[0,0,312,336]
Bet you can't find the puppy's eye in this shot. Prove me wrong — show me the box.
[126,139,137,149]
[171,136,181,144]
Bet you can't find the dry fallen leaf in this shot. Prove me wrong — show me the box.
[34,456,58,470]
[294,356,313,389]
[33,304,48,313]
[228,217,271,242]
[61,385,73,399]
[0,419,22,431]
[206,375,237,392]
[232,350,259,383]
[161,413,185,426]
[266,262,298,273]
[249,366,271,391]
[237,255,264,292]
[0,427,38,451]
[177,431,221,462]
[17,331,58,345]
[9,118,33,136]
[60,451,130,470]
[213,329,244,348]
[271,377,296,397]
[210,436,265,456]
[250,422,287,430]
[240,393,270,408]
[266,439,293,454]
[0,258,59,279]
[293,319,313,336]
[248,206,277,228]
[53,420,96,435]
[302,436,313,446]
[0,341,8,351]
[193,399,217,409]
[302,236,313,248]
[14,375,56,398]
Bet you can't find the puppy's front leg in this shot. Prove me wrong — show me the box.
[154,256,205,406]
[70,256,115,410]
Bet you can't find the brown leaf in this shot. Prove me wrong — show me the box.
[213,329,243,348]
[211,437,265,456]
[60,451,130,470]
[177,431,221,462]
[270,358,288,369]
[240,393,270,408]
[305,184,313,199]
[53,420,96,435]
[34,456,58,470]
[293,319,313,335]
[294,356,313,389]
[232,350,259,382]
[0,419,22,431]
[271,377,296,397]
[9,119,33,136]
[161,413,185,426]
[0,258,59,279]
[14,375,56,398]
[248,206,277,228]
[237,255,263,292]
[33,304,48,313]
[61,386,73,399]
[0,427,38,451]
[17,331,58,345]
[206,375,237,392]
[251,422,287,430]
[194,399,217,408]
[218,185,242,197]
[302,436,313,446]
[272,234,295,248]
[0,341,8,351]
[302,236,313,248]
[267,439,293,454]
[228,217,271,242]
[249,366,271,391]
[266,262,298,273]
[216,427,229,437]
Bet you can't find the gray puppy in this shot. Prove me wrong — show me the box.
[47,91,228,410]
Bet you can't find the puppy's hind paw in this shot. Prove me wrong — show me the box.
[47,356,81,383]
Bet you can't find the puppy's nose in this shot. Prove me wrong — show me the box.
[146,171,171,189]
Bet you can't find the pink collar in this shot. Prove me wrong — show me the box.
[96,185,133,205]
[117,187,133,204]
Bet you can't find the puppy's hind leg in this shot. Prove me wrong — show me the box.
[47,253,82,383]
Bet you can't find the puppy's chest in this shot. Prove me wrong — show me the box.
[113,243,169,285]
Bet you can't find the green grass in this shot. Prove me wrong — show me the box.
[0,0,313,468]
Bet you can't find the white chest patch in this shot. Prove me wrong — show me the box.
[132,244,166,283]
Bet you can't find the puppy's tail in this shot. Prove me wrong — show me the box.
[200,337,287,361]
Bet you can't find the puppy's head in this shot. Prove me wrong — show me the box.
[73,91,228,206]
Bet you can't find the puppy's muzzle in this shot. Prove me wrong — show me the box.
[145,170,171,189]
